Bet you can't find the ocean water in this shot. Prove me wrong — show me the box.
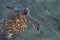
[0,0,60,40]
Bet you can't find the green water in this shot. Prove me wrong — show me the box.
[0,0,60,40]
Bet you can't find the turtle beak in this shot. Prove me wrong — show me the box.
[26,8,30,12]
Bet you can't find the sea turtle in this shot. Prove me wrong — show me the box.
[2,6,40,40]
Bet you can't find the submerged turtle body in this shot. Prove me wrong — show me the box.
[4,14,28,34]
[2,6,41,40]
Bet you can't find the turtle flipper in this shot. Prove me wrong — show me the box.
[29,19,40,31]
[6,33,13,40]
[6,6,20,13]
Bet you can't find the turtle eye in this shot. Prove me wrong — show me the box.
[24,9,28,15]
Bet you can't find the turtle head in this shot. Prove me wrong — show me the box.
[23,8,30,15]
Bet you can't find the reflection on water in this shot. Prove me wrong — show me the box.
[0,0,60,40]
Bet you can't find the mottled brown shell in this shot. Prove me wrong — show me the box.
[4,14,28,34]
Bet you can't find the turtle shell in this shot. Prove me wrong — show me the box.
[4,14,28,34]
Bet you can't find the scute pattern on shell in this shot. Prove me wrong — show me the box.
[4,14,28,34]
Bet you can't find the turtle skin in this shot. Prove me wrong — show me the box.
[4,13,28,34]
